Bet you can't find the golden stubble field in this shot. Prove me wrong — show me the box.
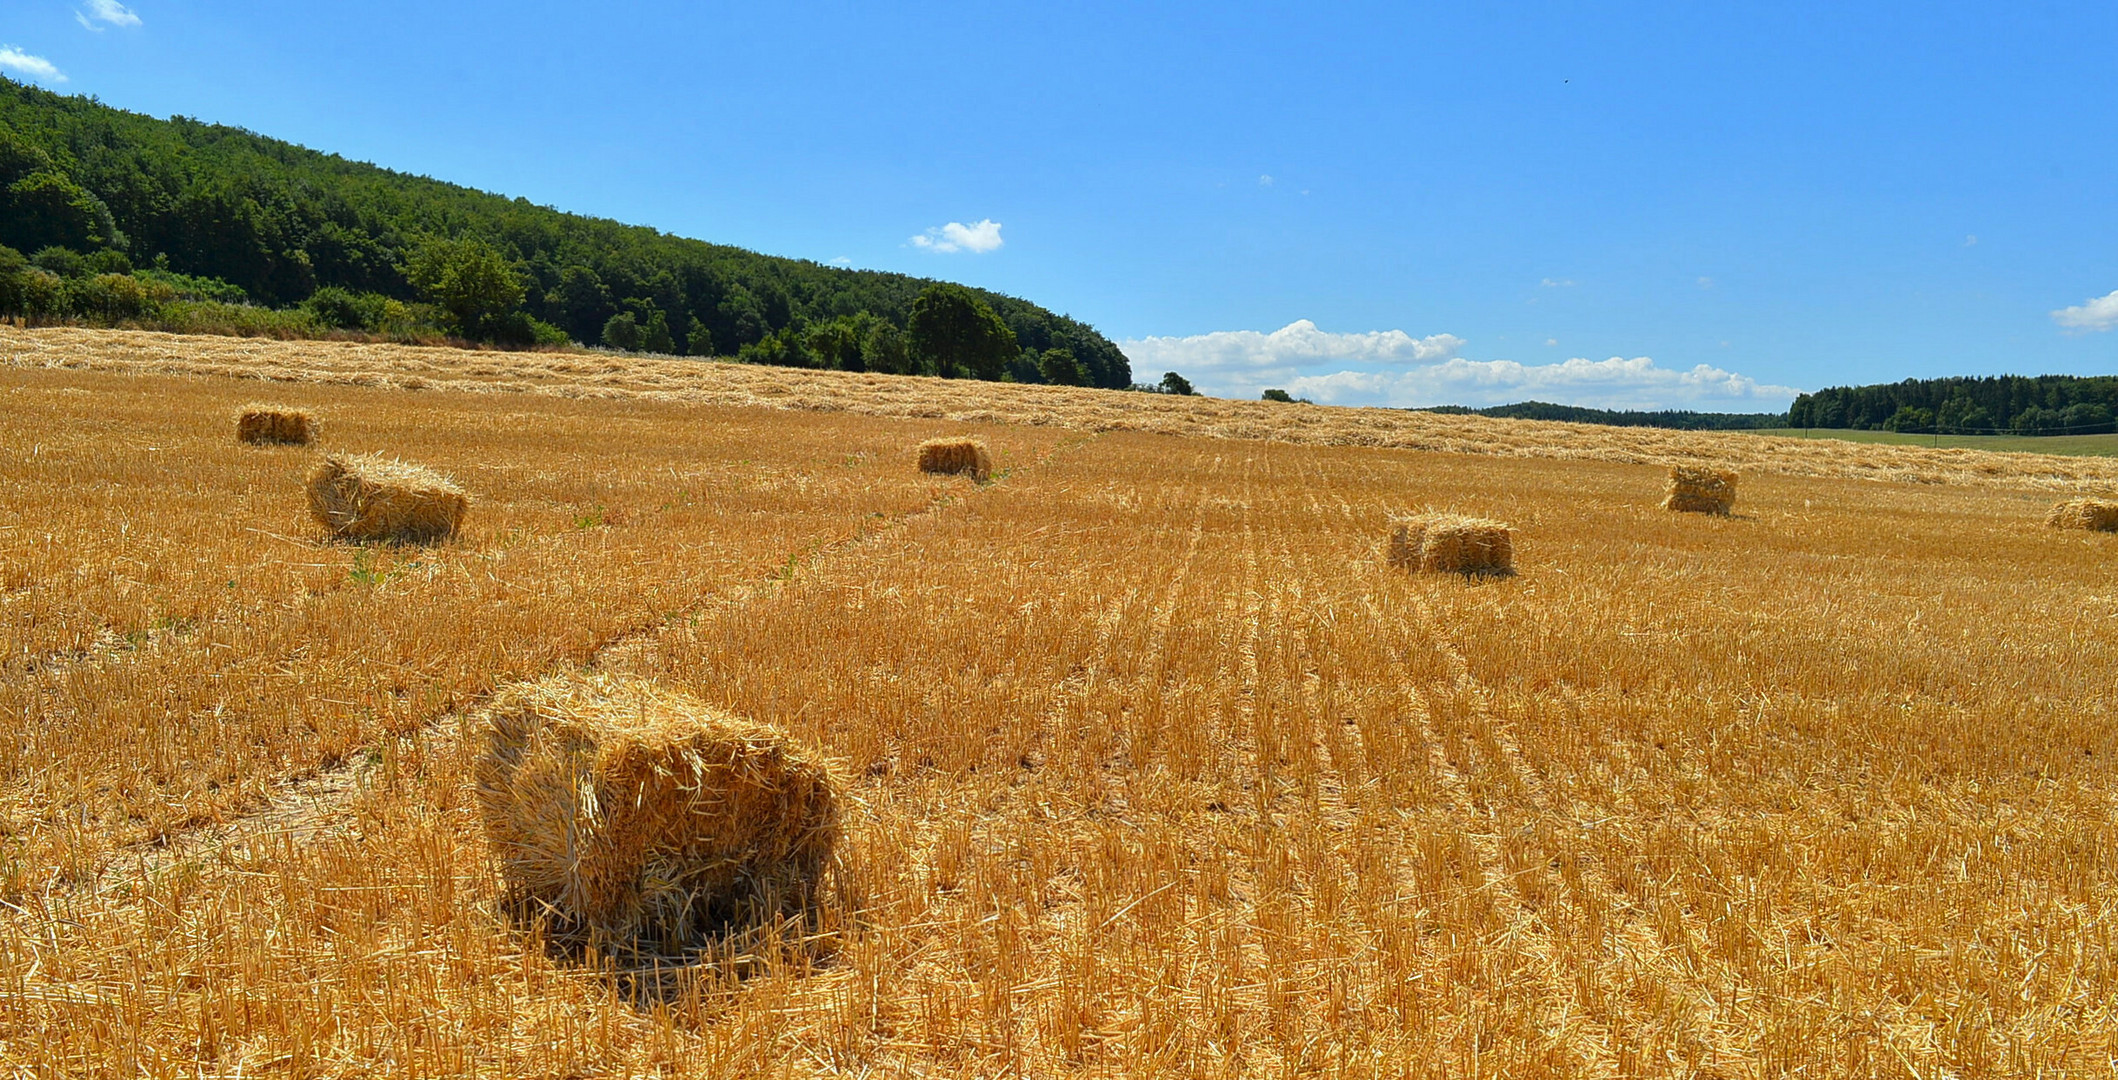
[2,330,2117,1077]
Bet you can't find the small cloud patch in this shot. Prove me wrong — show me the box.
[76,0,140,30]
[910,219,1004,254]
[0,47,65,82]
[2052,289,2118,333]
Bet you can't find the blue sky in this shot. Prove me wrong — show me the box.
[3,1,2114,407]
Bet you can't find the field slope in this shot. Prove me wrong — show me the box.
[2,328,2115,1076]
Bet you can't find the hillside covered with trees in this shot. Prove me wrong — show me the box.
[0,77,1131,388]
[1789,375,2118,435]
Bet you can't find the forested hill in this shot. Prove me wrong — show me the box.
[1789,375,2118,434]
[1417,401,1789,430]
[0,77,1130,388]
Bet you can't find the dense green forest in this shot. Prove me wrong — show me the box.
[1416,401,1790,430]
[0,76,1132,388]
[1788,376,2118,435]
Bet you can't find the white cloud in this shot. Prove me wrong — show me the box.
[1545,337,1558,346]
[1121,320,1463,381]
[1119,319,1799,410]
[1963,234,1978,247]
[77,0,139,29]
[827,256,853,267]
[1696,276,1715,289]
[1540,277,1574,288]
[0,47,65,82]
[909,219,1003,254]
[1280,356,1800,411]
[1258,174,1274,187]
[2052,289,2118,333]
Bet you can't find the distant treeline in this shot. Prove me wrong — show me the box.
[1789,376,2118,435]
[0,76,1131,388]
[1417,401,1789,430]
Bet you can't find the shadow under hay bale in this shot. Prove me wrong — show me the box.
[1389,513,1514,576]
[235,403,317,445]
[2047,497,2118,532]
[474,673,843,957]
[1664,465,1737,515]
[917,437,992,481]
[305,453,467,543]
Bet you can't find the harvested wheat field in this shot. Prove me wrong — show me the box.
[3,328,2118,1077]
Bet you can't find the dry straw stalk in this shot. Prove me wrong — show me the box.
[2047,497,2118,532]
[1665,464,1738,514]
[1389,513,1515,575]
[304,452,467,543]
[473,672,843,953]
[235,403,317,445]
[917,437,993,481]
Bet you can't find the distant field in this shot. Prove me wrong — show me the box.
[1756,426,2118,457]
[3,329,2117,1076]
[12,327,2118,493]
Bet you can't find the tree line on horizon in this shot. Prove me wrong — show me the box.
[0,76,1135,389]
[1414,400,1791,430]
[1789,375,2118,435]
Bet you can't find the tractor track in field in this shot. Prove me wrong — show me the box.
[71,433,1099,900]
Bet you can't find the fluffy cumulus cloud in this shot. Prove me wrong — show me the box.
[1119,320,1800,410]
[77,0,140,29]
[0,47,65,82]
[1283,356,1799,411]
[1123,319,1463,379]
[909,219,1003,254]
[2051,289,2118,333]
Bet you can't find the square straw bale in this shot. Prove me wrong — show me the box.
[235,403,317,445]
[2047,497,2118,532]
[1389,513,1515,575]
[304,453,467,543]
[1664,465,1738,514]
[917,437,993,480]
[474,673,843,953]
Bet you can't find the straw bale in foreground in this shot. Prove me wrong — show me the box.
[235,403,317,445]
[305,453,466,543]
[917,437,992,480]
[1664,465,1737,514]
[474,673,842,952]
[2047,497,2118,532]
[1389,513,1514,575]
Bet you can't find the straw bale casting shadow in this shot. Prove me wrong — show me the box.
[305,453,467,544]
[473,672,844,992]
[1388,513,1516,578]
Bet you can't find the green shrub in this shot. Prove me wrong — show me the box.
[144,300,321,339]
[301,285,393,330]
[602,311,643,351]
[30,246,87,278]
[136,268,249,304]
[69,273,171,320]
